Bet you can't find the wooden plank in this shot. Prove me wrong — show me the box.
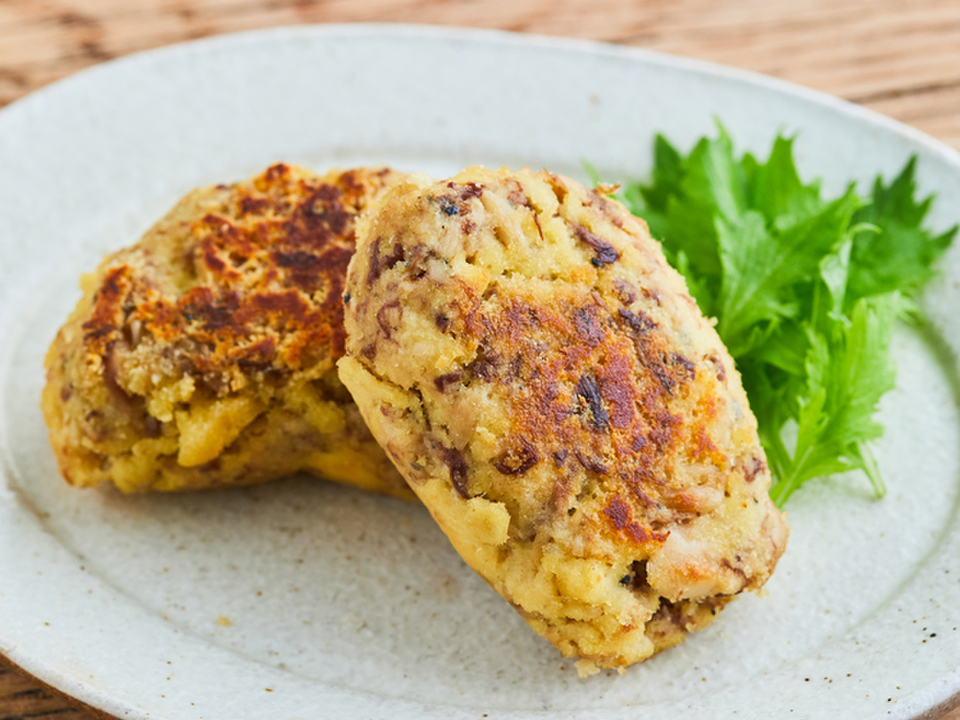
[0,0,955,149]
[0,659,93,719]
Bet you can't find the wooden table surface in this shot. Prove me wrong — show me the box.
[1,1,959,718]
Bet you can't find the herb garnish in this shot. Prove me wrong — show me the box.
[602,127,957,505]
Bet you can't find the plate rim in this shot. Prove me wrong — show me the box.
[6,21,960,170]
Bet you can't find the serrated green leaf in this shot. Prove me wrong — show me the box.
[638,134,685,212]
[744,135,824,226]
[818,237,852,324]
[715,191,859,356]
[772,296,898,504]
[848,157,958,301]
[612,128,955,506]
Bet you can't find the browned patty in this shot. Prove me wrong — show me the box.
[43,163,413,497]
[339,167,789,673]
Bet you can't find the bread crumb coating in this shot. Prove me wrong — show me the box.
[339,167,789,670]
[43,163,412,498]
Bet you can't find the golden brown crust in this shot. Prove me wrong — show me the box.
[82,164,387,378]
[339,167,789,670]
[43,163,413,497]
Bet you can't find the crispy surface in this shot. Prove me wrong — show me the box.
[43,163,412,498]
[339,167,789,671]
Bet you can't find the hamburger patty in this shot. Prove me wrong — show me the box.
[43,163,413,498]
[338,167,789,672]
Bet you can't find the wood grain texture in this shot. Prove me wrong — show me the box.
[0,656,94,720]
[1,1,959,718]
[0,0,959,147]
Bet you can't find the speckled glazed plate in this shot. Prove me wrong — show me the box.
[0,24,957,720]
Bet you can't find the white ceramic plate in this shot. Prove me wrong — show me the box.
[0,24,957,720]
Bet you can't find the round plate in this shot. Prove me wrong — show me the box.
[0,24,957,720]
